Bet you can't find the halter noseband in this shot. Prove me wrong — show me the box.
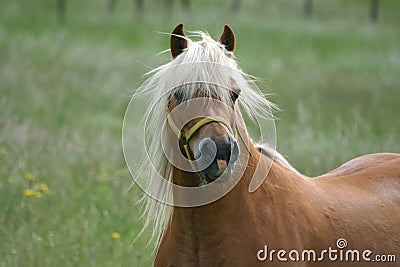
[165,100,252,185]
[166,107,234,164]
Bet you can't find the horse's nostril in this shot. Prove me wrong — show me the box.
[195,137,240,177]
[196,138,216,161]
[214,137,233,162]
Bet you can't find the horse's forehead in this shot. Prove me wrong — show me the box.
[194,90,216,98]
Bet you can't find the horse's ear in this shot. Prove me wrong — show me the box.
[219,24,235,52]
[170,23,187,59]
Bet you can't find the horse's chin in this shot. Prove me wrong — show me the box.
[199,163,236,185]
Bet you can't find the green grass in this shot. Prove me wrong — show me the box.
[1,0,399,266]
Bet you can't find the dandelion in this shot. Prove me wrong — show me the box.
[24,188,43,198]
[111,232,120,240]
[24,172,35,181]
[39,183,50,194]
[23,189,36,197]
[34,191,43,199]
[33,183,51,194]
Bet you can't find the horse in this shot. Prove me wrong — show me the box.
[131,24,400,266]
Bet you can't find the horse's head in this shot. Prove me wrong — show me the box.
[166,24,241,186]
[127,23,282,242]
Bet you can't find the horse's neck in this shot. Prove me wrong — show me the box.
[162,144,311,257]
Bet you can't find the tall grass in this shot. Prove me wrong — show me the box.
[0,0,399,265]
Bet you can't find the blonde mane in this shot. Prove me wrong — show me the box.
[133,31,298,247]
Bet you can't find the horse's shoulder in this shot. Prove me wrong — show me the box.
[317,153,400,179]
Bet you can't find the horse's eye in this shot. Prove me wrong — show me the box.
[230,91,239,102]
[174,91,184,103]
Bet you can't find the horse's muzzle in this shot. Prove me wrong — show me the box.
[194,136,239,182]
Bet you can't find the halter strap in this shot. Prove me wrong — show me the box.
[166,108,234,183]
[165,106,251,185]
[166,108,234,141]
[166,109,181,137]
[184,116,233,141]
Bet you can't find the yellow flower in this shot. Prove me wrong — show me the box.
[33,183,51,194]
[34,191,43,198]
[24,172,35,181]
[24,189,43,198]
[111,232,120,240]
[40,184,50,194]
[24,189,36,197]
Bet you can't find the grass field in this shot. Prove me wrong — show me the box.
[1,0,399,266]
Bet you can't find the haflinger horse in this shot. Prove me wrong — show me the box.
[134,24,400,266]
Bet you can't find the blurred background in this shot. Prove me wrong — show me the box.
[0,0,399,266]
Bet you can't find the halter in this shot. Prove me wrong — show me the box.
[166,107,233,166]
[166,103,251,185]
